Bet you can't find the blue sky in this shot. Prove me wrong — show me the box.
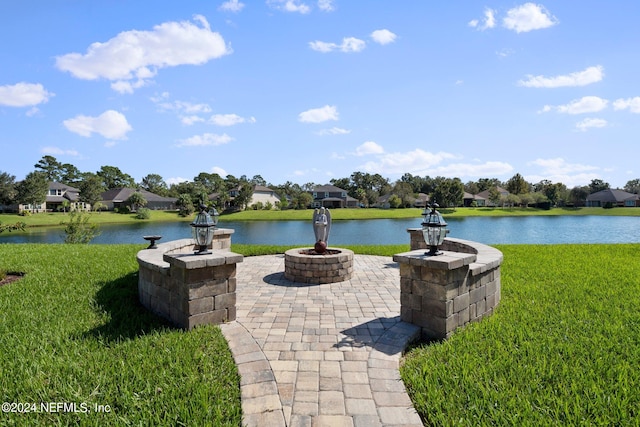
[1,1,639,189]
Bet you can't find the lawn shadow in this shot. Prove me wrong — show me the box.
[82,272,175,343]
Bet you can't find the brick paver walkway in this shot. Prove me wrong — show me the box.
[220,254,424,427]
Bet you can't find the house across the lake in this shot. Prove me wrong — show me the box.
[586,188,640,207]
[45,182,90,212]
[1,182,90,213]
[474,186,510,207]
[310,185,359,208]
[210,184,281,210]
[100,188,177,211]
[247,185,281,208]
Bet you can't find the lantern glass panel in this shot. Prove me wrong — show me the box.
[190,207,217,253]
[421,204,449,254]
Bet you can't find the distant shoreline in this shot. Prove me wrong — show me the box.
[1,206,639,233]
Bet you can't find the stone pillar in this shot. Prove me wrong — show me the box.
[162,251,242,330]
[393,243,502,340]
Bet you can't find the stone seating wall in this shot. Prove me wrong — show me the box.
[396,230,504,340]
[136,229,242,330]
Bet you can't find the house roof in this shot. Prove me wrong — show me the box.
[313,184,348,193]
[48,181,80,192]
[377,194,392,203]
[253,185,275,193]
[463,192,485,200]
[46,182,81,203]
[476,186,510,199]
[101,188,176,203]
[586,188,637,203]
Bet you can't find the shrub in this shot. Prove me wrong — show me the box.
[135,207,151,220]
[388,195,402,208]
[63,211,100,244]
[178,205,195,217]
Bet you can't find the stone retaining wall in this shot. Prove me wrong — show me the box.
[394,234,503,340]
[136,229,242,330]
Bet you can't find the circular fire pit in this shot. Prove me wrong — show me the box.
[284,247,354,284]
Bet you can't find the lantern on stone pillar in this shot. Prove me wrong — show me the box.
[421,202,449,256]
[190,204,219,254]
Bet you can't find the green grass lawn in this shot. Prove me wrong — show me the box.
[0,244,241,426]
[0,210,191,229]
[401,244,640,426]
[1,243,639,425]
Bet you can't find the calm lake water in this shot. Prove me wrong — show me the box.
[1,216,639,245]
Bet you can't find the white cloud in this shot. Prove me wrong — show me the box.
[298,105,338,123]
[370,29,397,45]
[503,3,558,33]
[176,133,233,147]
[469,8,496,31]
[152,94,214,124]
[267,0,311,14]
[166,176,189,185]
[338,37,366,52]
[55,15,230,93]
[211,166,228,176]
[316,127,351,135]
[613,97,640,113]
[308,41,335,53]
[576,118,608,132]
[432,161,514,178]
[63,110,132,140]
[518,65,604,88]
[541,96,608,114]
[359,148,457,175]
[209,113,256,126]
[528,158,599,174]
[175,101,212,114]
[181,115,206,126]
[317,0,334,12]
[309,37,366,53]
[41,146,80,157]
[526,158,600,187]
[355,141,384,156]
[219,0,245,12]
[0,82,54,107]
[352,145,513,178]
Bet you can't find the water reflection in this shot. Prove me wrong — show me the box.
[1,216,639,245]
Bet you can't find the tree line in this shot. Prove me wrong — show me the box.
[2,155,640,213]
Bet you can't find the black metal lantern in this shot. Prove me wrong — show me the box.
[190,204,219,254]
[421,202,449,256]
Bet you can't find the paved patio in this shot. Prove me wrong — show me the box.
[220,253,424,427]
